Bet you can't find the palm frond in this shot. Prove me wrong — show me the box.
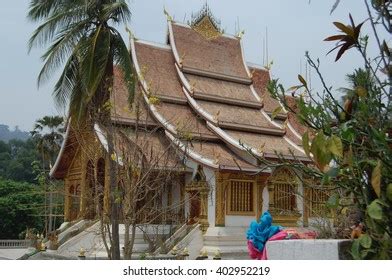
[36,19,89,86]
[53,53,81,109]
[28,0,63,21]
[28,2,86,50]
[79,26,111,103]
[102,0,131,24]
[112,30,135,104]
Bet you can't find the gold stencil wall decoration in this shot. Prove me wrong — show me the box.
[193,16,222,40]
[190,3,222,40]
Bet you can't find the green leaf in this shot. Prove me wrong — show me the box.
[271,106,282,120]
[371,160,382,198]
[302,132,310,157]
[359,234,372,249]
[356,86,367,98]
[386,184,392,202]
[311,131,331,171]
[328,135,343,158]
[367,200,383,220]
[351,239,360,260]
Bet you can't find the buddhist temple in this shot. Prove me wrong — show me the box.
[49,5,329,258]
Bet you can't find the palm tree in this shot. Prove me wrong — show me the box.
[31,115,64,167]
[28,0,135,259]
[339,68,373,119]
[31,115,64,235]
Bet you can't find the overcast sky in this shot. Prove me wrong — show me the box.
[0,0,370,131]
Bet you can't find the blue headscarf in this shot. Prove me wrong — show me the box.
[246,211,282,251]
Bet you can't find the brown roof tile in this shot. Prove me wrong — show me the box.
[186,74,260,104]
[285,96,308,136]
[155,102,216,139]
[111,70,158,126]
[135,41,186,101]
[225,130,305,158]
[117,128,183,169]
[184,140,255,169]
[172,23,249,80]
[197,100,278,130]
[251,67,283,114]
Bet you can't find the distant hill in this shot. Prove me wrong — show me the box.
[0,124,30,142]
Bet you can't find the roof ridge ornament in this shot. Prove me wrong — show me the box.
[164,7,173,22]
[190,3,222,40]
[236,30,245,39]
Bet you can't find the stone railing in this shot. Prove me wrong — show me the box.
[0,239,33,249]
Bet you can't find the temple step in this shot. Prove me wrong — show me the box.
[201,227,250,259]
[56,222,179,258]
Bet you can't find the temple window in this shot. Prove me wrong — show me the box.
[227,180,255,215]
[267,168,301,226]
[306,187,331,217]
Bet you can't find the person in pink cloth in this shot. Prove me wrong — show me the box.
[247,211,317,260]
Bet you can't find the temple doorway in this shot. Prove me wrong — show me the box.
[188,191,201,224]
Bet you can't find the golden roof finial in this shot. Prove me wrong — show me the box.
[164,7,173,22]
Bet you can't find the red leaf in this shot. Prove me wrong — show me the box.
[327,43,344,55]
[324,35,346,41]
[354,22,365,39]
[333,22,353,35]
[349,13,355,28]
[335,43,352,61]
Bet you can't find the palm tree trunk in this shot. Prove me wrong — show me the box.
[97,55,120,260]
[107,130,121,259]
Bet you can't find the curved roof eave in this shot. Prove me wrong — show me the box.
[174,64,261,160]
[165,131,219,169]
[168,19,307,163]
[248,63,304,143]
[130,35,221,170]
[49,120,71,178]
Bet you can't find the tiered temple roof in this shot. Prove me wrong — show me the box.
[51,7,310,179]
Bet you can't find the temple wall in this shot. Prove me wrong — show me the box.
[62,127,107,222]
[203,166,216,228]
[215,171,270,227]
[183,158,199,221]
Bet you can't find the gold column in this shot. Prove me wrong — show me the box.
[64,179,71,222]
[215,171,225,226]
[185,181,210,233]
[256,176,265,219]
[199,184,209,233]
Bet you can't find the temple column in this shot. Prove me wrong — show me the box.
[296,174,305,227]
[64,179,71,222]
[185,181,209,233]
[256,175,267,218]
[199,184,209,233]
[215,171,225,226]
